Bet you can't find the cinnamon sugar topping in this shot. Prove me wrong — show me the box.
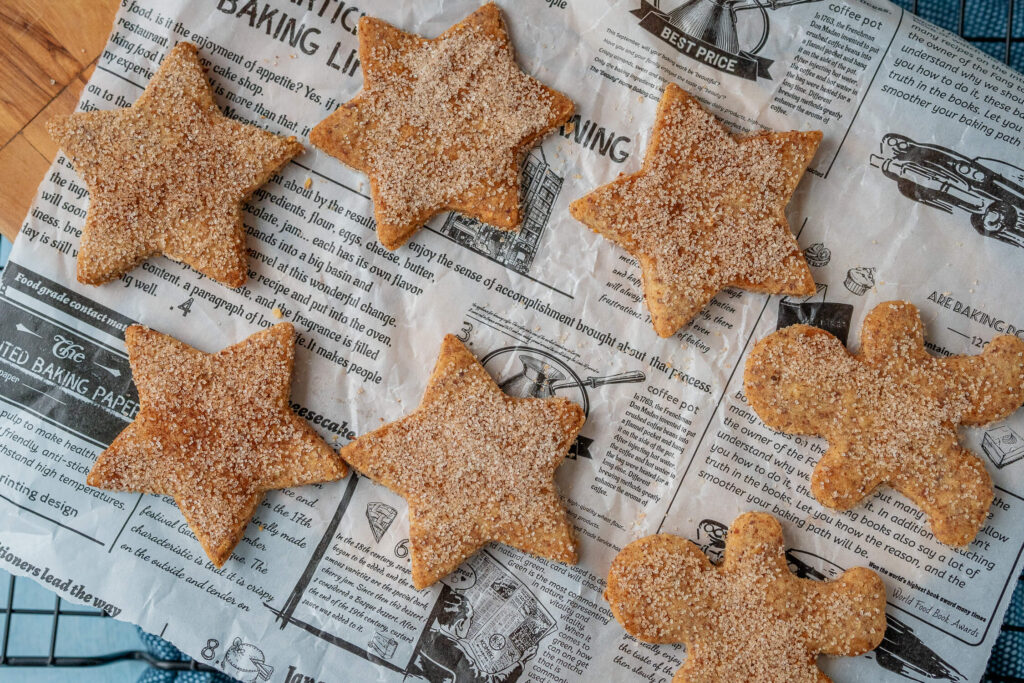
[605,513,887,682]
[570,83,819,338]
[745,301,1024,545]
[310,3,574,250]
[47,42,303,288]
[339,335,584,589]
[87,323,347,566]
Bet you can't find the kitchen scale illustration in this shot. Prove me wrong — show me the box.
[480,346,646,459]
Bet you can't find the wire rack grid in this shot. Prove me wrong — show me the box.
[0,571,217,674]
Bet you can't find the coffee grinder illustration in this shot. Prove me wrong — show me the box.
[437,148,562,275]
[662,0,823,51]
[634,0,824,80]
[480,346,645,459]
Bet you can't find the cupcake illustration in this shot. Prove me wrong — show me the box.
[805,242,831,267]
[844,266,876,296]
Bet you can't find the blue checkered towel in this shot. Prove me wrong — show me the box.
[136,628,236,683]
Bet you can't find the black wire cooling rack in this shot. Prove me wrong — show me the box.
[0,0,1022,679]
[942,0,1019,65]
[0,572,217,673]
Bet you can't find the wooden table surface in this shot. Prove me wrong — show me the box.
[0,0,120,243]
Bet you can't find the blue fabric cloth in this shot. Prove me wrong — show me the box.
[985,576,1024,680]
[0,236,11,270]
[136,628,236,683]
[891,0,1024,71]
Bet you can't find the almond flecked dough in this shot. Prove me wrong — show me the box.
[571,83,819,338]
[87,323,347,566]
[310,3,574,249]
[48,42,303,287]
[744,301,1024,546]
[339,335,584,589]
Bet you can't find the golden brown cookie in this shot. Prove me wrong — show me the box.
[88,323,347,566]
[605,512,886,683]
[310,3,574,250]
[48,42,303,287]
[744,301,1024,546]
[570,83,819,338]
[339,335,584,589]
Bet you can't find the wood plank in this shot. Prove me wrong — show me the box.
[0,0,117,145]
[23,65,95,161]
[18,0,119,61]
[0,0,118,243]
[0,134,50,242]
[0,20,77,146]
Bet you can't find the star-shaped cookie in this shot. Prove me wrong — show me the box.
[339,335,584,589]
[605,513,887,682]
[570,83,820,338]
[744,301,1024,545]
[310,3,574,249]
[48,42,304,287]
[88,323,347,566]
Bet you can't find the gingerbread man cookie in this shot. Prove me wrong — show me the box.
[745,301,1024,546]
[605,512,886,682]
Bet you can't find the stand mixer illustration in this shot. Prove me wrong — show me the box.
[481,347,646,459]
[655,0,823,55]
